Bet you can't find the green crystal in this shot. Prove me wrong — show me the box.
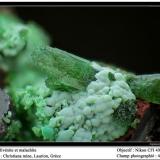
[32,46,96,91]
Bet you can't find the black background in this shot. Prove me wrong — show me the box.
[15,6,160,74]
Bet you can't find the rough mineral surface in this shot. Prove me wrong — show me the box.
[9,63,136,141]
[0,89,10,119]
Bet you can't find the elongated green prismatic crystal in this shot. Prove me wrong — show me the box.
[32,46,96,91]
[127,74,160,104]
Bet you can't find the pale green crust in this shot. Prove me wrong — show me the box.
[8,63,136,141]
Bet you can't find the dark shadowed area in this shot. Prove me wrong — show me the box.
[15,6,160,74]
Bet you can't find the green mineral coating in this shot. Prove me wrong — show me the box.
[27,22,50,49]
[0,12,50,72]
[32,46,96,91]
[0,13,27,57]
[16,22,51,69]
[7,69,51,110]
[113,100,136,127]
[56,129,74,141]
[127,74,160,104]
[7,62,136,142]
[3,120,22,141]
[41,126,55,140]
